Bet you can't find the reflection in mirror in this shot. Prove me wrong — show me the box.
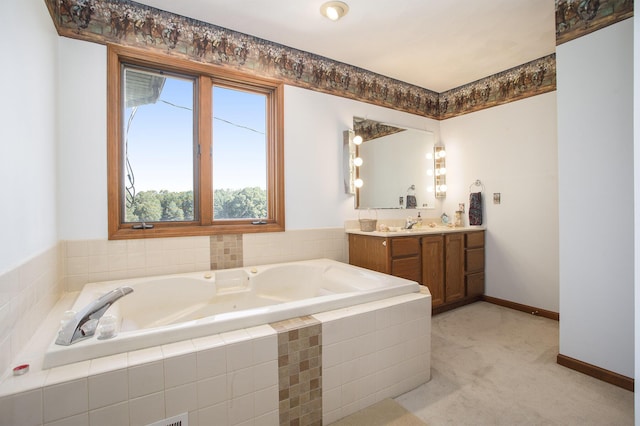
[353,117,436,209]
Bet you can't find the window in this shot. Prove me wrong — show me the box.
[108,45,284,239]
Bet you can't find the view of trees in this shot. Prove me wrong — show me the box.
[125,187,267,222]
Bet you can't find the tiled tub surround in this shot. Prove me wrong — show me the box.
[43,259,419,369]
[64,229,348,293]
[1,229,347,384]
[0,292,430,426]
[318,292,431,424]
[271,316,323,425]
[0,244,64,382]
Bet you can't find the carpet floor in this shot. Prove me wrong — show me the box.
[395,302,634,426]
[329,398,427,426]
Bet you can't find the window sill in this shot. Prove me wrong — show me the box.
[109,222,285,240]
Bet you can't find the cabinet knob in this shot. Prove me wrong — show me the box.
[382,241,387,246]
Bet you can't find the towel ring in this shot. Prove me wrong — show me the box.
[469,179,485,192]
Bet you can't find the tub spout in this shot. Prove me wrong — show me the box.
[55,286,133,346]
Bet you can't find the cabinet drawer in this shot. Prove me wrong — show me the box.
[391,256,421,283]
[391,237,420,257]
[466,231,484,248]
[466,272,484,297]
[466,248,484,273]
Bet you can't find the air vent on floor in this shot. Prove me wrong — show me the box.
[148,412,188,426]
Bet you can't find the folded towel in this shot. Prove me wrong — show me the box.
[469,192,482,225]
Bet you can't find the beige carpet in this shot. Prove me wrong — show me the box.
[329,398,427,426]
[395,302,634,425]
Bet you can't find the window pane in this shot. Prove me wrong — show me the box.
[212,86,267,220]
[122,67,195,223]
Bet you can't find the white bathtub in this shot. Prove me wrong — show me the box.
[43,258,421,368]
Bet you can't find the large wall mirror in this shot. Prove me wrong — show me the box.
[352,117,436,209]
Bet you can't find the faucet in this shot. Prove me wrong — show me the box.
[405,217,418,229]
[56,286,133,346]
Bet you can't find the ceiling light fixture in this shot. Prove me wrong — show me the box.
[320,1,349,21]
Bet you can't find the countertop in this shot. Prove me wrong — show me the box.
[346,225,485,237]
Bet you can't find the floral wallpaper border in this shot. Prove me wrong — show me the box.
[43,0,631,120]
[555,0,633,46]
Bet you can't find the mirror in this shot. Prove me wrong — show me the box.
[352,117,436,209]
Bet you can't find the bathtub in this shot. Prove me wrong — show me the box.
[43,258,421,369]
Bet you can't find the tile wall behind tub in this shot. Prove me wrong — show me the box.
[65,228,348,293]
[0,244,64,379]
[63,237,211,292]
[243,228,348,266]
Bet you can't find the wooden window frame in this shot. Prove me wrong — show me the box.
[107,44,285,240]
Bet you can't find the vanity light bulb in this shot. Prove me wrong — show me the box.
[435,169,440,176]
[439,150,447,158]
[353,157,363,167]
[427,186,434,192]
[427,169,433,176]
[353,135,363,145]
[426,153,433,160]
[354,178,364,188]
[440,184,448,192]
[439,167,447,175]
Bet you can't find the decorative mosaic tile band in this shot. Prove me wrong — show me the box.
[556,0,633,46]
[209,234,243,270]
[271,316,323,426]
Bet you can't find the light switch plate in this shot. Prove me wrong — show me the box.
[493,193,501,204]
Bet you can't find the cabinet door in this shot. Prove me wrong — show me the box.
[421,235,444,307]
[391,256,421,282]
[391,237,420,257]
[466,231,485,248]
[445,233,465,302]
[466,272,485,297]
[348,234,389,273]
[466,248,485,273]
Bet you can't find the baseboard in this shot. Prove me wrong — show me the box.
[432,296,481,315]
[481,295,559,321]
[557,354,634,392]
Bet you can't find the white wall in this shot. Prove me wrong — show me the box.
[634,10,639,424]
[440,93,559,312]
[557,19,634,378]
[57,38,108,240]
[0,1,59,273]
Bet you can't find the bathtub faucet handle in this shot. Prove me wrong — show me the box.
[55,286,133,346]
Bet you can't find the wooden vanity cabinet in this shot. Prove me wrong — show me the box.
[389,237,421,282]
[349,230,486,314]
[444,233,465,303]
[348,233,389,274]
[421,235,444,305]
[465,231,485,297]
[421,233,464,308]
[347,234,421,282]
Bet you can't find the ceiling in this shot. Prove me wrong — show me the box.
[133,0,556,93]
